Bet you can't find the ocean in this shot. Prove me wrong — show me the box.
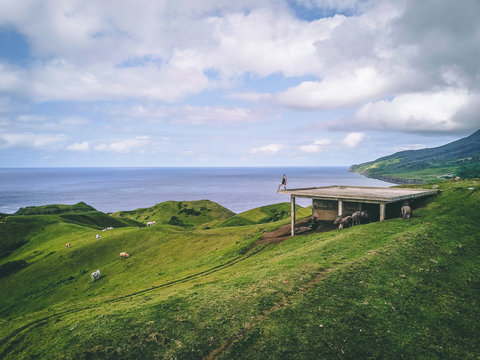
[0,167,393,214]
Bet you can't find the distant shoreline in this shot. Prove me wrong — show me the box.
[349,167,425,185]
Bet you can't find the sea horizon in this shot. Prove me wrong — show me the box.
[0,166,393,214]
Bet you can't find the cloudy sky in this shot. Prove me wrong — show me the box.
[0,0,479,167]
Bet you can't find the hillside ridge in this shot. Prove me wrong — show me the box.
[350,129,480,183]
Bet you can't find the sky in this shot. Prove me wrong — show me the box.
[0,0,479,167]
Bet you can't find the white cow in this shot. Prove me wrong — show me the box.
[96,234,102,240]
[401,205,412,219]
[146,221,156,227]
[91,269,101,282]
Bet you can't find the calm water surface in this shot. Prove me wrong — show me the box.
[0,167,393,214]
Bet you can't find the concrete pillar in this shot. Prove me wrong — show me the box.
[291,195,296,237]
[338,200,343,216]
[379,203,386,221]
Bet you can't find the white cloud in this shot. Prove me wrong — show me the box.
[275,67,392,109]
[0,1,343,102]
[393,144,427,152]
[0,96,20,113]
[225,91,273,102]
[0,0,479,137]
[104,104,267,125]
[293,0,366,12]
[299,138,332,153]
[17,115,47,122]
[0,132,67,149]
[171,105,263,125]
[352,90,477,132]
[341,132,365,148]
[67,141,90,151]
[250,143,285,155]
[59,117,90,126]
[94,136,150,153]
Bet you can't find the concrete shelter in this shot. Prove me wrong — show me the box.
[279,186,438,236]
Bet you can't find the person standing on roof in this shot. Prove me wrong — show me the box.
[277,173,287,193]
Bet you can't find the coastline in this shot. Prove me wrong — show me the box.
[349,167,426,185]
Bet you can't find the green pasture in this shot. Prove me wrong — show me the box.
[0,181,479,359]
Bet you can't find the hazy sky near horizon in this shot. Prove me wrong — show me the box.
[0,0,479,167]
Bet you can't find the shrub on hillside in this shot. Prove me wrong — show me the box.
[0,260,27,278]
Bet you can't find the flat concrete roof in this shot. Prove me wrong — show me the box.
[279,185,438,204]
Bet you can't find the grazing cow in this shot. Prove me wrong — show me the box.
[401,205,412,219]
[146,221,156,227]
[351,211,362,226]
[120,252,129,260]
[339,215,352,229]
[96,234,102,240]
[334,215,346,226]
[91,269,101,282]
[66,242,71,248]
[359,210,369,224]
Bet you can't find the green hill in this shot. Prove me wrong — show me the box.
[0,186,479,359]
[111,200,235,229]
[350,129,480,183]
[0,210,141,259]
[218,202,310,227]
[15,201,96,215]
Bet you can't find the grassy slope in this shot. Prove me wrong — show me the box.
[111,200,235,229]
[0,186,479,359]
[217,202,309,227]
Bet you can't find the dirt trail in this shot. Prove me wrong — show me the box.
[256,217,337,245]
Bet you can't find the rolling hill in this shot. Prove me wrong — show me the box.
[0,187,479,359]
[350,129,480,183]
[111,200,235,229]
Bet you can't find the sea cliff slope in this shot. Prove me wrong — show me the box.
[350,129,480,183]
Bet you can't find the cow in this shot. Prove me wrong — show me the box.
[351,211,362,226]
[334,215,346,226]
[91,269,101,282]
[333,215,353,230]
[146,221,156,227]
[96,234,102,240]
[401,205,412,219]
[120,252,129,260]
[359,210,369,224]
[65,242,71,248]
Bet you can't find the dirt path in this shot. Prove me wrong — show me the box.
[256,217,337,245]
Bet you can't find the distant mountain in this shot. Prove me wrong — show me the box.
[350,129,480,183]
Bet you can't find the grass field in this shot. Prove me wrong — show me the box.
[0,181,479,359]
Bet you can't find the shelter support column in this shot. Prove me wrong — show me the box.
[338,200,343,216]
[379,203,386,221]
[291,195,296,237]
